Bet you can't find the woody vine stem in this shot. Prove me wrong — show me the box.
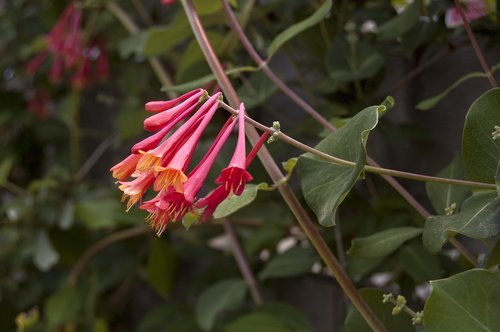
[180,0,386,331]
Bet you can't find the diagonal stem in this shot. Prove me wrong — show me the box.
[107,0,265,304]
[181,1,387,330]
[454,0,497,88]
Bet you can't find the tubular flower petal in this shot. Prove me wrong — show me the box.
[153,93,222,192]
[143,89,205,131]
[110,154,142,181]
[118,173,155,211]
[195,186,230,222]
[215,103,253,196]
[145,89,203,112]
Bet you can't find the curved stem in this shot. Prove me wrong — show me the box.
[454,0,497,88]
[68,226,150,285]
[181,1,386,330]
[219,101,495,191]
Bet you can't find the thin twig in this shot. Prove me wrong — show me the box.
[222,219,264,305]
[75,135,117,182]
[454,0,497,88]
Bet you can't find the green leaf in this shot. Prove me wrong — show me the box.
[424,269,500,332]
[267,0,332,58]
[423,192,500,253]
[347,227,422,259]
[426,155,470,215]
[118,32,147,58]
[416,72,488,110]
[213,183,270,219]
[296,106,381,226]
[325,37,384,84]
[398,243,442,283]
[462,88,500,183]
[259,247,317,280]
[486,240,500,269]
[344,289,414,332]
[377,0,422,40]
[496,161,500,195]
[162,66,258,93]
[195,279,247,331]
[45,286,82,327]
[146,238,177,297]
[256,302,312,332]
[75,197,122,229]
[0,157,13,186]
[32,230,59,272]
[226,313,293,332]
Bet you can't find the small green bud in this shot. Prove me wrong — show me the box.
[382,293,394,303]
[267,121,281,143]
[392,305,402,315]
[412,311,424,325]
[396,295,407,305]
[492,125,500,140]
[445,202,457,215]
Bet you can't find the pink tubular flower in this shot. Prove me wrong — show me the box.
[215,103,253,196]
[118,173,155,211]
[110,154,142,181]
[143,89,205,131]
[445,0,489,28]
[195,185,231,222]
[153,93,222,192]
[141,118,236,233]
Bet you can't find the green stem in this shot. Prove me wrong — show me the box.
[219,101,495,191]
[181,1,387,331]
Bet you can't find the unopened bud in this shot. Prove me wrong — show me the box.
[396,295,407,305]
[392,305,402,315]
[445,202,457,215]
[492,125,500,140]
[412,311,424,325]
[382,293,394,303]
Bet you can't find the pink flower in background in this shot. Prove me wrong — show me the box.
[111,89,265,235]
[26,4,110,89]
[161,0,176,5]
[445,0,489,28]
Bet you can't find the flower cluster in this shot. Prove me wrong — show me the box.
[26,2,109,88]
[111,89,263,235]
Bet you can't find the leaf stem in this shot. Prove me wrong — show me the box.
[454,0,497,88]
[219,101,495,191]
[181,1,386,330]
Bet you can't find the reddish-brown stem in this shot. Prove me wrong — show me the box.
[181,1,386,330]
[454,0,497,88]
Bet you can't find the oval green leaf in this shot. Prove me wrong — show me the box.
[259,247,317,280]
[195,279,247,331]
[347,227,422,259]
[424,269,500,332]
[462,88,500,183]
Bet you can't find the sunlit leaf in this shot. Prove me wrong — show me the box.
[213,183,270,219]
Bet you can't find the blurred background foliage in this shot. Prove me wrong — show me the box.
[0,0,498,331]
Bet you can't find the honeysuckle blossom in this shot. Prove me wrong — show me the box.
[215,103,253,196]
[26,3,110,89]
[141,118,236,235]
[111,89,265,235]
[445,0,489,28]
